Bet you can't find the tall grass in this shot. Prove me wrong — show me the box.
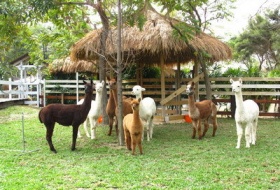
[0,105,279,189]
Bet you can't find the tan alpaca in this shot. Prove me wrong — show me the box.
[186,82,218,139]
[123,98,143,155]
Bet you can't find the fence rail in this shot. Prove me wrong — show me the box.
[1,76,279,120]
[41,76,280,121]
[0,79,43,107]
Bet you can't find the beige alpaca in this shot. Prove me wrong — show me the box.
[123,98,143,155]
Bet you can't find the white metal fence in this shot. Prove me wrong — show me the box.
[0,78,44,107]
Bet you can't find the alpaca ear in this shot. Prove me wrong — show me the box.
[101,80,105,86]
[106,76,110,82]
[141,87,146,92]
[230,78,234,83]
[239,78,243,84]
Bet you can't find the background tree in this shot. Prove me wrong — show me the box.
[229,7,280,71]
[151,0,236,100]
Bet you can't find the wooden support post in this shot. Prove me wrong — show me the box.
[194,61,199,101]
[176,62,181,114]
[160,55,166,122]
[61,93,64,104]
[76,72,79,104]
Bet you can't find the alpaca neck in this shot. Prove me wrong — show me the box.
[188,93,198,114]
[133,110,141,126]
[82,89,92,112]
[111,88,118,106]
[95,91,102,109]
[234,91,245,112]
[108,89,116,108]
[135,93,142,100]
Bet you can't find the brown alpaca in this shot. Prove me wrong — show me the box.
[186,82,218,139]
[106,78,133,136]
[123,98,143,155]
[106,78,117,136]
[39,80,94,153]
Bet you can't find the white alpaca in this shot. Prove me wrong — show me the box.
[230,78,259,149]
[132,85,156,141]
[78,80,104,139]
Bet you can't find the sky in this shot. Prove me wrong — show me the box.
[211,0,279,40]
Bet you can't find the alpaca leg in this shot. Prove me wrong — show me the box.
[146,121,150,141]
[77,129,82,138]
[212,116,218,137]
[115,117,119,136]
[251,119,258,145]
[71,125,79,151]
[45,123,56,153]
[236,123,243,149]
[197,120,203,140]
[150,122,154,140]
[138,134,143,155]
[83,118,91,138]
[131,137,137,155]
[141,123,146,141]
[148,118,154,141]
[191,120,198,139]
[107,117,114,136]
[202,120,209,137]
[245,125,252,148]
[124,129,131,150]
[90,118,97,140]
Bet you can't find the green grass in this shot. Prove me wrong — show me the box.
[0,105,280,189]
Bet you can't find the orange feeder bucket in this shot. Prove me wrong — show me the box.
[184,115,192,123]
[98,116,103,123]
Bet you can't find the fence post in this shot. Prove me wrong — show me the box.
[61,93,64,104]
[43,79,46,106]
[8,78,12,99]
[76,72,79,103]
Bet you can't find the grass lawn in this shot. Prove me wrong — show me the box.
[0,105,280,189]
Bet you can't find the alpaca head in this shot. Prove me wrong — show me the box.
[131,85,145,98]
[95,80,105,93]
[130,98,141,111]
[186,82,195,95]
[230,78,243,93]
[83,80,94,94]
[107,78,117,90]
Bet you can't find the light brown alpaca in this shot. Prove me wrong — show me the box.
[123,98,143,155]
[186,82,218,139]
[106,78,133,136]
[106,78,117,136]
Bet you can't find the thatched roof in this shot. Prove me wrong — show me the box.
[49,57,97,74]
[70,7,231,65]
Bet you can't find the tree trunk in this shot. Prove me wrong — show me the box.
[199,59,212,100]
[95,1,109,125]
[117,0,124,146]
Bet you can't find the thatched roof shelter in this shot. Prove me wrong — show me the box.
[69,3,232,121]
[70,8,231,65]
[49,57,97,74]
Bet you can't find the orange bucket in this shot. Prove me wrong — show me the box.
[184,115,192,123]
[98,116,103,123]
